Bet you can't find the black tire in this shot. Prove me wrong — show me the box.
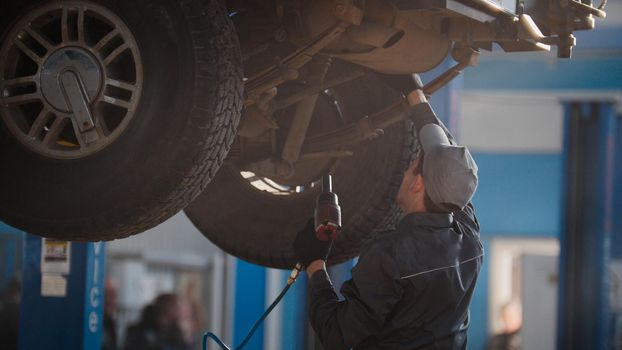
[185,73,417,269]
[0,0,243,240]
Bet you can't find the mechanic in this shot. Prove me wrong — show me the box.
[294,76,483,350]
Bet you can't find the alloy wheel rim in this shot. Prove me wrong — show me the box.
[0,1,143,159]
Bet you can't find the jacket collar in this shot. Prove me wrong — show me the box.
[398,212,454,230]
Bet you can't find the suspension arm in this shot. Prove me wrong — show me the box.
[302,98,412,153]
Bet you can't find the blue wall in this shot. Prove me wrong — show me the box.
[467,153,562,350]
[233,260,266,349]
[465,54,622,91]
[472,153,562,236]
[280,272,308,350]
[461,20,622,349]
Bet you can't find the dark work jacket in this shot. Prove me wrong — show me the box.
[308,204,484,350]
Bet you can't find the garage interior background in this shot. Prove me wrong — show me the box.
[1,3,621,350]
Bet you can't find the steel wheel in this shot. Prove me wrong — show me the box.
[0,1,142,159]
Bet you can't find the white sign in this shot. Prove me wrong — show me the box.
[88,311,99,333]
[41,239,71,274]
[41,274,67,297]
[90,287,100,308]
[86,242,104,334]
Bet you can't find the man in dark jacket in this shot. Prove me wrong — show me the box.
[294,78,483,350]
[124,294,192,350]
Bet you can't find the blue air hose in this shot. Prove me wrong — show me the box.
[202,264,302,350]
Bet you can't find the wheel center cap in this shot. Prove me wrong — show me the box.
[41,47,102,113]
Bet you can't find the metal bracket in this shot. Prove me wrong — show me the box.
[422,44,479,96]
[568,0,607,18]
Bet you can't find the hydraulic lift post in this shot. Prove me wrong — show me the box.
[558,101,619,350]
[18,234,106,350]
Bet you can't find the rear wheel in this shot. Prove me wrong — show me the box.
[185,72,417,269]
[0,0,243,240]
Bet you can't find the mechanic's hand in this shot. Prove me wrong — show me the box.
[294,219,333,267]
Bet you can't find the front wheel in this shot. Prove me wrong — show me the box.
[0,0,243,240]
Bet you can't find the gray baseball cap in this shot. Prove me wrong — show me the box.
[419,124,478,212]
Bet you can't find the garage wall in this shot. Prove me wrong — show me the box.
[460,92,565,236]
[460,14,622,349]
[459,91,564,350]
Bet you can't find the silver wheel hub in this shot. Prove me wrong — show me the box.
[41,48,102,113]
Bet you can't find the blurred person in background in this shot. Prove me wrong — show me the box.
[124,303,158,350]
[102,278,119,350]
[486,300,523,350]
[0,276,21,350]
[124,293,192,350]
[179,281,203,348]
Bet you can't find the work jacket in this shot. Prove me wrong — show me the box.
[308,204,483,350]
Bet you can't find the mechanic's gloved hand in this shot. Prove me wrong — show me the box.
[294,219,333,267]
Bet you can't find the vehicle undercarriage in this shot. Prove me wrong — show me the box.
[0,0,607,267]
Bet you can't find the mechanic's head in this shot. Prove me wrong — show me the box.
[397,154,450,213]
[397,124,478,214]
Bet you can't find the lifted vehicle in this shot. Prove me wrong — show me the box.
[0,0,606,268]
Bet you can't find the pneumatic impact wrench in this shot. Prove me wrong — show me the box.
[314,174,342,241]
[289,174,342,282]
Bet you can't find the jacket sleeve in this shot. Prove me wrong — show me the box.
[308,243,403,349]
[454,202,480,233]
[409,102,458,146]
